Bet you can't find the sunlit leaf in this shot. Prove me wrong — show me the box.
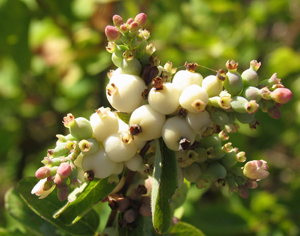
[165,221,206,236]
[54,177,118,225]
[151,138,178,234]
[16,177,99,236]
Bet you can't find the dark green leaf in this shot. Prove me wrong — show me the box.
[165,221,206,236]
[54,177,118,225]
[151,138,178,234]
[16,177,99,236]
[5,188,63,236]
[0,228,28,236]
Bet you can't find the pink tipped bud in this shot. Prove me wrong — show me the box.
[134,13,147,27]
[54,173,63,185]
[57,163,72,179]
[105,25,122,42]
[238,186,249,198]
[243,160,269,180]
[126,18,134,25]
[271,88,293,104]
[112,15,123,27]
[57,184,69,201]
[268,106,281,119]
[128,21,139,33]
[120,24,128,33]
[35,166,51,179]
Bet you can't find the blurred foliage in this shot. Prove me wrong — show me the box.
[1,0,300,235]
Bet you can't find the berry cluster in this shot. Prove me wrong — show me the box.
[32,12,292,203]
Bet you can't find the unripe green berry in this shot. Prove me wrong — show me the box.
[220,152,238,168]
[208,161,227,180]
[231,96,258,114]
[63,114,93,140]
[241,60,261,87]
[121,57,142,76]
[235,112,255,124]
[183,162,202,183]
[211,109,230,126]
[200,134,222,148]
[224,60,243,95]
[129,104,166,141]
[179,84,209,113]
[162,116,196,151]
[148,82,180,114]
[242,86,261,102]
[78,138,99,155]
[172,70,203,93]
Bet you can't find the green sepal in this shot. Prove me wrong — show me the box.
[151,138,178,234]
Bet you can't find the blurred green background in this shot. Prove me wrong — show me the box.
[1,0,300,235]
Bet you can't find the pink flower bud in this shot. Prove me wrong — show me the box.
[126,18,134,25]
[243,160,269,180]
[128,21,139,33]
[271,88,293,104]
[57,163,72,179]
[35,166,51,179]
[54,173,63,185]
[57,184,69,201]
[112,14,123,27]
[105,25,122,42]
[134,13,147,27]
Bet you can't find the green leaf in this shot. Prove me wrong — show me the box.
[54,177,118,225]
[115,112,131,125]
[5,188,63,236]
[16,177,99,236]
[151,138,178,234]
[0,228,28,236]
[165,221,206,236]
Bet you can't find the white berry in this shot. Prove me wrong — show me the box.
[186,110,212,134]
[106,73,146,113]
[129,104,166,141]
[162,116,196,151]
[172,70,203,93]
[148,83,180,115]
[103,132,138,162]
[179,84,209,113]
[82,147,116,179]
[90,107,119,142]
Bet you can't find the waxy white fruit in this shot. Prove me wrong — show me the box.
[82,147,116,179]
[186,110,212,134]
[162,116,196,151]
[172,70,203,93]
[202,75,223,97]
[106,73,147,113]
[90,107,119,142]
[148,83,180,114]
[104,132,138,162]
[179,84,209,113]
[129,104,166,141]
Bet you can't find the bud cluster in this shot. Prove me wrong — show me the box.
[32,12,292,217]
